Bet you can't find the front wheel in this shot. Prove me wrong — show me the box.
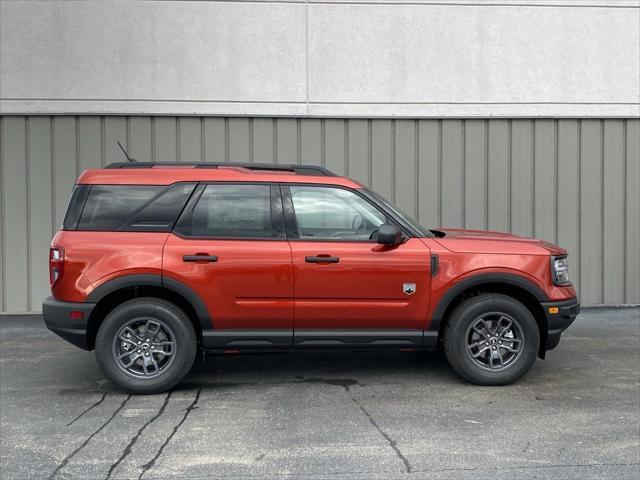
[443,293,540,385]
[95,298,197,394]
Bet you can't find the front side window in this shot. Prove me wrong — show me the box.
[176,184,280,238]
[364,189,433,237]
[289,185,386,241]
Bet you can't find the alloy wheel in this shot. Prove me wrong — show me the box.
[464,312,524,371]
[112,317,176,378]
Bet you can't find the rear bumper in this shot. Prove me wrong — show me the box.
[42,297,95,350]
[540,296,580,351]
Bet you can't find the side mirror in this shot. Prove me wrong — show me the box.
[376,224,403,245]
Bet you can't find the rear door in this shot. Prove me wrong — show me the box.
[163,183,294,348]
[283,184,432,348]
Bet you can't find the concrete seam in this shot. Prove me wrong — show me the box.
[305,0,310,115]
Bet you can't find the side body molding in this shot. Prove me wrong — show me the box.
[85,274,213,330]
[428,273,550,332]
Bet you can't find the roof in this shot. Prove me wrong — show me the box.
[76,162,363,188]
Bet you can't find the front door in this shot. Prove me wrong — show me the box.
[163,183,293,348]
[284,184,431,348]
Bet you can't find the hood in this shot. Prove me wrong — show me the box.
[431,228,567,256]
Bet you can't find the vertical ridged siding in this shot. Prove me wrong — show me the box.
[0,116,638,312]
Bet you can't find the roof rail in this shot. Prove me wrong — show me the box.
[104,162,336,176]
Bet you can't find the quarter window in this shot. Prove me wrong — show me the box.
[78,185,163,231]
[289,186,386,241]
[75,184,195,232]
[177,184,280,238]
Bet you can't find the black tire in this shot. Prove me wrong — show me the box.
[443,293,539,386]
[95,298,197,394]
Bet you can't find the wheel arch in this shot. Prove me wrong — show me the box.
[85,274,212,350]
[429,273,549,358]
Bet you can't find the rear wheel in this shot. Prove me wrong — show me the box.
[443,293,539,385]
[95,298,197,394]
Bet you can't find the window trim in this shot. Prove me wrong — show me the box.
[281,183,412,243]
[172,182,286,241]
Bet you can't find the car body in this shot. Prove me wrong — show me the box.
[43,162,579,393]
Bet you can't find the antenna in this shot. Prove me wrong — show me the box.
[116,141,136,162]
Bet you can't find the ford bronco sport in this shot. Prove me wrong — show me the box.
[43,162,579,394]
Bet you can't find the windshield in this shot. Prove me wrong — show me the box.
[363,189,433,237]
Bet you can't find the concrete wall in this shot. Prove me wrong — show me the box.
[1,0,639,118]
[0,115,638,313]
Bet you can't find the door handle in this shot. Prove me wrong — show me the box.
[183,254,218,263]
[305,255,339,264]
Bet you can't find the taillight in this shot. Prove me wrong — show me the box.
[49,247,65,286]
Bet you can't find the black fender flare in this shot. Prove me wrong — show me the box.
[428,273,550,332]
[85,274,213,331]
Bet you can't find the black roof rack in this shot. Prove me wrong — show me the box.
[104,162,336,176]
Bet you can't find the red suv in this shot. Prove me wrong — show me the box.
[43,162,579,393]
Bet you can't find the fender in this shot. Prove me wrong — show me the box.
[428,272,550,332]
[85,274,213,330]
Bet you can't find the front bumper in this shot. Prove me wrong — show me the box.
[540,296,580,351]
[42,297,95,350]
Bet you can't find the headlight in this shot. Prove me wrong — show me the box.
[551,256,571,286]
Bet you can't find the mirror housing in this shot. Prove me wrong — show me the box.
[376,224,403,245]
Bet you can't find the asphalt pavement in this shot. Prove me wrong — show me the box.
[0,307,639,480]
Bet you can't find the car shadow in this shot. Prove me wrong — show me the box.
[176,349,458,391]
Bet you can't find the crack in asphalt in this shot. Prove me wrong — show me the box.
[305,377,413,474]
[105,391,173,480]
[48,394,131,480]
[349,393,413,474]
[138,388,202,480]
[65,391,108,427]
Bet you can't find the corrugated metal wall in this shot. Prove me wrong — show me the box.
[1,116,638,312]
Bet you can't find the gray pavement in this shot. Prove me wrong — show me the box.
[1,308,639,480]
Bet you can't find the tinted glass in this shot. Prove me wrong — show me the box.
[62,185,90,230]
[123,183,196,230]
[77,185,162,231]
[178,184,277,238]
[290,186,386,240]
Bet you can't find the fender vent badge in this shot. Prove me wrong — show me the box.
[403,283,416,295]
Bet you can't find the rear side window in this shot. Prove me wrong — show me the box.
[74,183,195,231]
[123,183,196,231]
[175,184,283,238]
